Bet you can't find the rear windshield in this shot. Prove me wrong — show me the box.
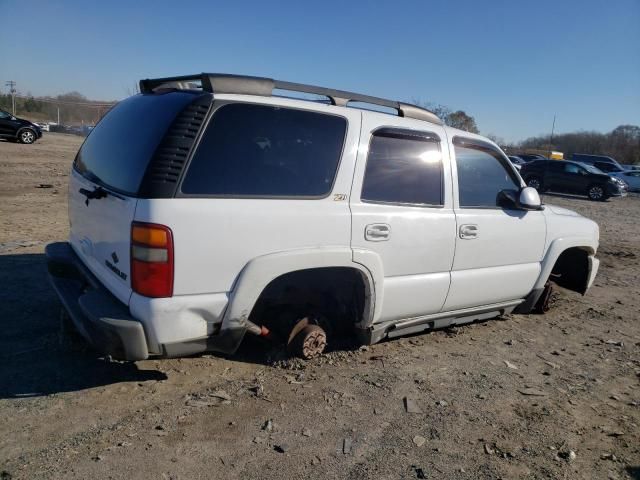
[180,103,347,197]
[74,92,199,195]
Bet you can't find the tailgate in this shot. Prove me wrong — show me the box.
[69,170,137,305]
[67,90,207,305]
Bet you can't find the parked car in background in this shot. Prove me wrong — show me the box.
[571,154,625,174]
[35,122,50,132]
[517,154,547,162]
[621,164,640,171]
[508,155,526,165]
[521,159,627,201]
[0,109,43,144]
[611,169,640,192]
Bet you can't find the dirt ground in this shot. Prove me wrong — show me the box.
[0,133,638,480]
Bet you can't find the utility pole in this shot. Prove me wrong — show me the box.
[5,80,17,116]
[549,115,556,158]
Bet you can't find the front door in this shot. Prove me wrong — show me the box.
[548,162,586,194]
[0,110,17,137]
[444,136,546,311]
[350,116,456,324]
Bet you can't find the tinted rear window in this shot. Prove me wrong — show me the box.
[74,92,199,195]
[361,130,443,206]
[180,103,347,197]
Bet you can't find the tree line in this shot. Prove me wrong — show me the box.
[0,92,115,126]
[2,90,638,165]
[517,125,640,165]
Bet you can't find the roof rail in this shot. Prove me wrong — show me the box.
[139,73,443,125]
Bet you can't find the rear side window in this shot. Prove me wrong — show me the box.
[181,103,347,197]
[454,138,520,208]
[564,163,581,174]
[74,92,199,195]
[361,129,443,206]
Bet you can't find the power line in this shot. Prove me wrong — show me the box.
[5,80,17,115]
[13,93,115,108]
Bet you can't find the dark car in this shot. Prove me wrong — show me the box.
[516,154,547,162]
[520,160,627,201]
[0,109,43,144]
[571,154,625,174]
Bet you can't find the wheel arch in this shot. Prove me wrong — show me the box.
[535,237,598,294]
[220,248,382,335]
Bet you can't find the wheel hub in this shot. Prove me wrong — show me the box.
[287,318,327,359]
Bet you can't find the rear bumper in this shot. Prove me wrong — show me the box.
[46,242,149,361]
[46,242,245,360]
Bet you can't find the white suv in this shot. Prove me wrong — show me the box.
[46,73,600,361]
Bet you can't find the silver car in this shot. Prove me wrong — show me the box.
[612,170,640,192]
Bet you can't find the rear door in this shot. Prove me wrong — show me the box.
[543,161,566,192]
[562,162,589,194]
[350,115,456,324]
[445,136,546,311]
[69,91,203,304]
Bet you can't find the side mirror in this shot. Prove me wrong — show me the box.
[518,186,542,210]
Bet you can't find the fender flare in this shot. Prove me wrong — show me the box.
[220,247,384,334]
[534,236,597,291]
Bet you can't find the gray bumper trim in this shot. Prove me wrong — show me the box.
[46,242,149,361]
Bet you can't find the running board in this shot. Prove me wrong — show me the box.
[384,299,523,339]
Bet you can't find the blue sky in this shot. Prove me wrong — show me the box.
[1,0,638,142]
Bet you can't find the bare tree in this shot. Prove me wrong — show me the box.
[410,98,480,133]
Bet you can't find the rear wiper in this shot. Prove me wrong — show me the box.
[79,186,108,206]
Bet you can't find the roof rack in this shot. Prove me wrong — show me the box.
[139,73,443,125]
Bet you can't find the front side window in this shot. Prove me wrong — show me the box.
[454,137,520,208]
[181,103,347,197]
[361,129,443,206]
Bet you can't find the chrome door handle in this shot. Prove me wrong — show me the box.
[365,223,390,241]
[459,224,478,239]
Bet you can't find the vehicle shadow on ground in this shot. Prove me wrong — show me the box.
[0,253,166,399]
[627,467,640,480]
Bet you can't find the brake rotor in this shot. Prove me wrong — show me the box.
[287,319,327,359]
[534,281,554,313]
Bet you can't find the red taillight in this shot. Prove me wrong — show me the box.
[131,222,174,298]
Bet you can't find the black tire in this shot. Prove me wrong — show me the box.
[526,175,543,192]
[587,184,607,201]
[18,128,37,144]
